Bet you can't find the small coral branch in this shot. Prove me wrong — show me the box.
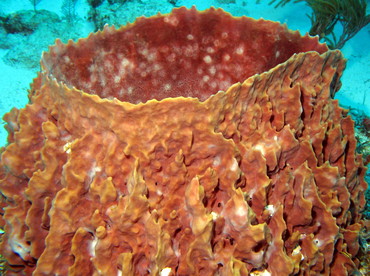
[332,0,370,49]
[268,0,370,49]
[29,0,43,12]
[61,0,78,24]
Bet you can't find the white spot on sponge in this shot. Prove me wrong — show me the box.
[160,267,172,276]
[203,55,212,64]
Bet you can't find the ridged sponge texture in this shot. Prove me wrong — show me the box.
[0,7,367,276]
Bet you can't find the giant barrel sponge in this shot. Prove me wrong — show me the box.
[0,7,367,275]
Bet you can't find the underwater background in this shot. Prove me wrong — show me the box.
[0,0,369,273]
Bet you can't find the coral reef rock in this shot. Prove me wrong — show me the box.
[0,7,368,275]
[1,10,60,34]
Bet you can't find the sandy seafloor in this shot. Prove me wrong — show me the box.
[0,1,369,147]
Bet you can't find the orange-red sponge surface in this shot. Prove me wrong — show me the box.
[0,7,367,275]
